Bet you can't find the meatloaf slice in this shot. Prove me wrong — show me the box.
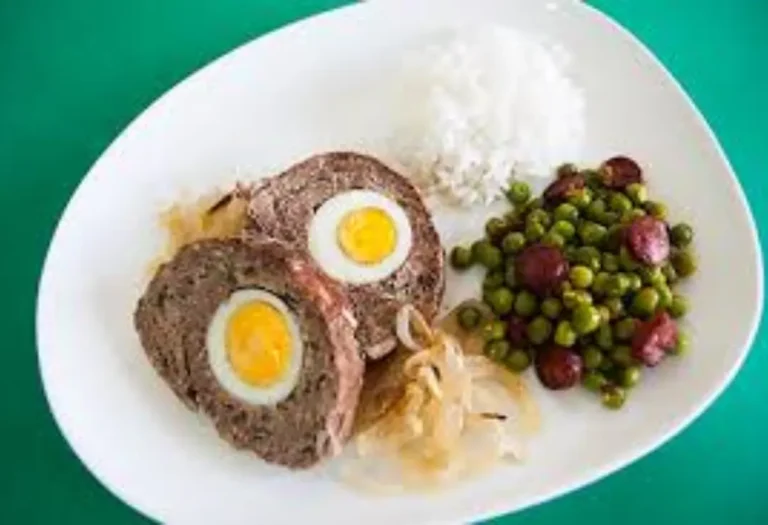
[245,152,445,359]
[134,238,363,469]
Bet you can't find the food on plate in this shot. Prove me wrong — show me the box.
[451,156,697,408]
[346,305,539,491]
[246,151,445,359]
[391,25,585,205]
[134,238,364,468]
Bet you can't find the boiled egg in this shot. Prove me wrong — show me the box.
[207,289,303,405]
[308,190,413,284]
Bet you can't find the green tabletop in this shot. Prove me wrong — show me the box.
[2,0,766,523]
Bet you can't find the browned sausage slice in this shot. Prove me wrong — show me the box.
[631,311,678,366]
[535,346,583,390]
[601,156,643,189]
[543,174,586,203]
[515,243,569,296]
[626,216,670,266]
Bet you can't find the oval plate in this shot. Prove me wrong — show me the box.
[37,0,762,523]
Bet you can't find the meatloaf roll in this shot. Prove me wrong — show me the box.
[245,152,445,359]
[134,238,363,469]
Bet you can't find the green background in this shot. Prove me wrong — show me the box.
[2,0,766,523]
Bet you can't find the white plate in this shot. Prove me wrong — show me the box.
[36,0,762,523]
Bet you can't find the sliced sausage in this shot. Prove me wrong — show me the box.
[536,346,583,390]
[625,216,670,266]
[601,156,643,189]
[543,174,586,203]
[631,311,678,366]
[515,243,569,296]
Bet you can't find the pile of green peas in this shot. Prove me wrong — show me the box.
[449,163,697,409]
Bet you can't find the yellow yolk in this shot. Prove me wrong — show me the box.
[225,301,292,387]
[337,207,397,265]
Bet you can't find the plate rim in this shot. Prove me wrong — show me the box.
[35,1,764,523]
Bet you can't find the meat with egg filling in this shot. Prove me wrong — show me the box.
[245,152,445,359]
[134,238,363,469]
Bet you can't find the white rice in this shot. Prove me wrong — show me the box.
[392,26,585,206]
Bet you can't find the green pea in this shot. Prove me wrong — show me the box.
[568,189,593,210]
[603,297,625,320]
[570,265,594,289]
[644,200,667,220]
[551,220,576,240]
[501,231,526,254]
[525,221,546,242]
[450,245,473,270]
[579,221,608,246]
[604,224,625,252]
[639,266,666,287]
[554,320,577,347]
[457,306,481,330]
[527,209,552,229]
[525,197,544,212]
[662,262,678,284]
[527,316,553,345]
[613,318,637,341]
[631,287,660,317]
[669,294,689,318]
[626,272,643,292]
[574,246,602,272]
[671,250,697,278]
[669,329,691,356]
[595,323,614,350]
[609,192,633,213]
[583,346,604,370]
[486,287,515,316]
[625,183,647,204]
[597,305,611,325]
[655,283,674,310]
[481,320,507,341]
[484,340,511,362]
[593,272,612,296]
[572,304,602,335]
[619,246,640,271]
[472,239,493,262]
[595,210,620,227]
[620,365,642,388]
[620,208,647,224]
[611,345,635,366]
[601,253,619,273]
[553,203,579,224]
[563,289,593,309]
[670,223,694,248]
[582,370,608,392]
[586,199,607,221]
[506,181,531,206]
[482,270,505,291]
[514,290,538,318]
[485,217,509,241]
[601,385,627,409]
[541,231,565,248]
[605,273,630,298]
[476,243,503,270]
[541,297,563,320]
[505,349,532,372]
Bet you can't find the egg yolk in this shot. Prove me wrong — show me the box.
[225,301,292,387]
[337,207,397,265]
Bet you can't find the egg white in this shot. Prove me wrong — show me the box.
[206,289,303,406]
[307,190,413,284]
